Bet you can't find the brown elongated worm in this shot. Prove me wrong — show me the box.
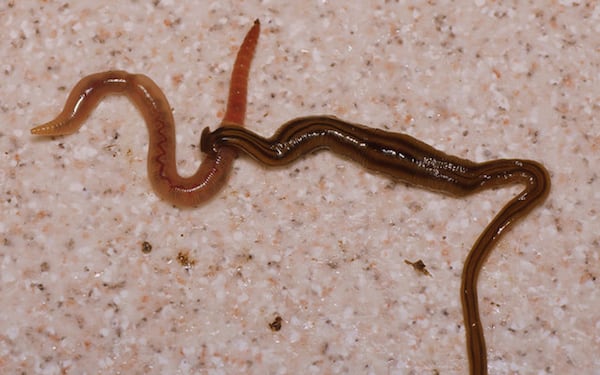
[30,20,260,207]
[201,116,551,374]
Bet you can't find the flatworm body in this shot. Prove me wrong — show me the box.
[201,116,551,374]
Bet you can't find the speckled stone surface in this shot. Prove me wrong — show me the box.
[1,1,599,374]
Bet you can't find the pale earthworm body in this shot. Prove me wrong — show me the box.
[31,20,551,375]
[31,20,261,207]
[201,117,551,374]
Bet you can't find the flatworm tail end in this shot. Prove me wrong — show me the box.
[461,159,550,375]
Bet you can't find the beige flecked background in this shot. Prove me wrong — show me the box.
[1,1,599,374]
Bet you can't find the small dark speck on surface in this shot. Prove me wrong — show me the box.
[269,315,283,331]
[141,241,152,254]
[177,250,196,269]
[404,259,432,277]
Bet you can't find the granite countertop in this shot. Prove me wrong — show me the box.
[1,1,598,374]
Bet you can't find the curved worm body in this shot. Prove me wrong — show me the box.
[31,20,260,207]
[202,115,551,374]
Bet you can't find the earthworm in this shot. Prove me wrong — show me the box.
[30,20,260,207]
[201,115,551,374]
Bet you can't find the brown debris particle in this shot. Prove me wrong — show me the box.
[177,250,196,269]
[269,315,283,331]
[141,241,152,254]
[404,259,432,277]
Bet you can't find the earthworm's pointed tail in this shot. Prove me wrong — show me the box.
[222,19,260,126]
